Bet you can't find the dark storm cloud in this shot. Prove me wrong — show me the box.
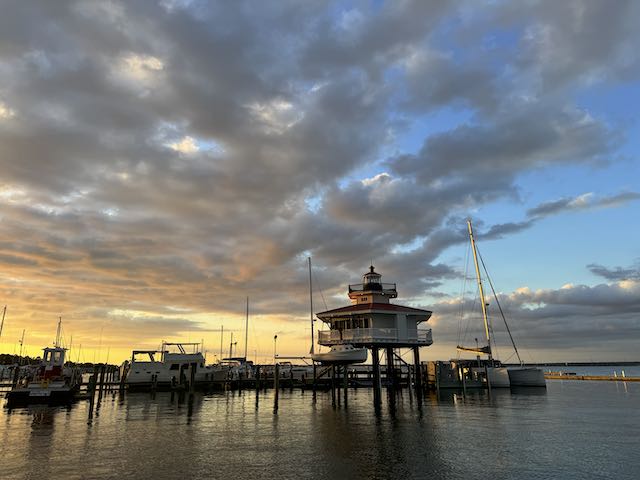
[0,0,638,354]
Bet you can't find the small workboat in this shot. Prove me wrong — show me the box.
[6,319,81,406]
[311,344,368,365]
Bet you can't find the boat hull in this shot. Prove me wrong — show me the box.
[311,348,368,365]
[474,366,510,387]
[6,386,78,406]
[508,367,546,387]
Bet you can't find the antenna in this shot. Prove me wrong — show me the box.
[55,317,62,348]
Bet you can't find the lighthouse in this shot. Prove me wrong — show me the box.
[316,265,433,398]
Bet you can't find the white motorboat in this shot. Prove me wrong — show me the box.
[311,344,368,365]
[124,342,226,390]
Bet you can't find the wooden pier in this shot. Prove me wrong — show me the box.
[544,374,640,381]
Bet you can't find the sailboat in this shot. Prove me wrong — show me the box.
[457,220,545,388]
[457,221,510,388]
[307,258,367,365]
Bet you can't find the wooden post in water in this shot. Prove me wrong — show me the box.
[435,361,441,398]
[87,372,97,422]
[312,364,317,398]
[273,363,279,413]
[119,363,127,393]
[255,365,261,392]
[190,362,196,393]
[343,365,348,405]
[11,365,20,389]
[289,368,294,392]
[97,364,106,405]
[372,346,381,407]
[331,365,336,407]
[386,347,395,390]
[413,346,422,397]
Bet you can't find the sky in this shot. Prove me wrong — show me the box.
[0,0,639,364]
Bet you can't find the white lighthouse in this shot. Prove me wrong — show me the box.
[316,265,433,348]
[315,265,433,399]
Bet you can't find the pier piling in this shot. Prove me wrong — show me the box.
[273,363,280,413]
[343,366,348,405]
[372,346,381,407]
[413,347,422,398]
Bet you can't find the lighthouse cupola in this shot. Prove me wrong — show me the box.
[348,265,397,304]
[363,265,382,290]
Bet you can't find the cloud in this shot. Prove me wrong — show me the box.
[587,261,640,281]
[389,104,614,183]
[428,279,640,356]
[527,192,640,217]
[0,0,638,360]
[168,136,199,154]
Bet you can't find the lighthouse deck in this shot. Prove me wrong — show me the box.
[318,328,433,347]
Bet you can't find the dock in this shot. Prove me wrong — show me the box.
[544,374,640,381]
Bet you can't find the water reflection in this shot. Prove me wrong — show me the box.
[0,382,638,479]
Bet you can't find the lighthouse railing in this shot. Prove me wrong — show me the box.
[318,328,432,345]
[348,283,397,296]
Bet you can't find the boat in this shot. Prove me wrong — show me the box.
[124,342,228,391]
[307,257,368,366]
[6,320,81,406]
[456,220,510,388]
[457,220,545,388]
[311,344,368,365]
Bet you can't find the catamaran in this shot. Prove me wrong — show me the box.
[457,220,545,388]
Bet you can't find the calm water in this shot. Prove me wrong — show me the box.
[1,381,638,480]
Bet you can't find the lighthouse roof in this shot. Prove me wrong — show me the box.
[317,302,432,319]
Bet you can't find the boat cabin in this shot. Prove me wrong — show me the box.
[316,266,433,348]
[39,346,67,380]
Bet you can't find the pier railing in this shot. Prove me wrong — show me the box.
[318,328,432,346]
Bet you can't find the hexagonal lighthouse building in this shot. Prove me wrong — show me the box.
[316,265,433,391]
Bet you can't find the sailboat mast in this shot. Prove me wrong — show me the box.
[467,220,492,359]
[0,305,6,339]
[244,296,249,360]
[308,257,314,355]
[220,325,224,360]
[55,317,62,348]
